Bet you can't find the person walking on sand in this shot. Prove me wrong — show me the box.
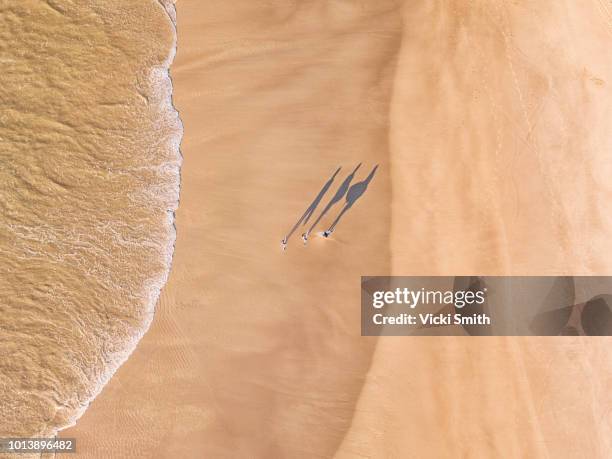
[302,163,361,244]
[323,165,378,238]
[281,167,341,250]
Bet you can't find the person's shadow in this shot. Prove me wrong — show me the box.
[323,165,378,237]
[302,163,362,243]
[282,167,341,249]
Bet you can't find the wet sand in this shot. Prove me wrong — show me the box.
[64,1,612,457]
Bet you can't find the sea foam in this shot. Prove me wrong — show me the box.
[0,0,182,437]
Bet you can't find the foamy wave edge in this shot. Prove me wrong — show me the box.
[54,0,183,436]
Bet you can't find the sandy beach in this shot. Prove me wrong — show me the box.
[63,1,612,457]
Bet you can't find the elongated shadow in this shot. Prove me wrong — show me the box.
[323,165,378,236]
[303,163,361,242]
[282,167,341,248]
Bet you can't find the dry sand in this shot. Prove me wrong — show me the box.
[64,1,612,457]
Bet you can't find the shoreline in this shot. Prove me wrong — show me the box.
[0,0,183,442]
[54,0,182,437]
[62,1,395,456]
[62,1,612,457]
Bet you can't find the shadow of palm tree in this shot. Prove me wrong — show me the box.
[281,167,341,249]
[323,165,378,237]
[302,163,362,243]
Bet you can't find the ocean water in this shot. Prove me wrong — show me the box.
[0,0,181,439]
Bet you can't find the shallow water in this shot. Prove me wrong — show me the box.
[0,0,180,438]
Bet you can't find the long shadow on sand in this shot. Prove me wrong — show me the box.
[282,167,341,248]
[303,163,362,242]
[322,165,378,237]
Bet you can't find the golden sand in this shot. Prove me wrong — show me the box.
[33,0,612,457]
